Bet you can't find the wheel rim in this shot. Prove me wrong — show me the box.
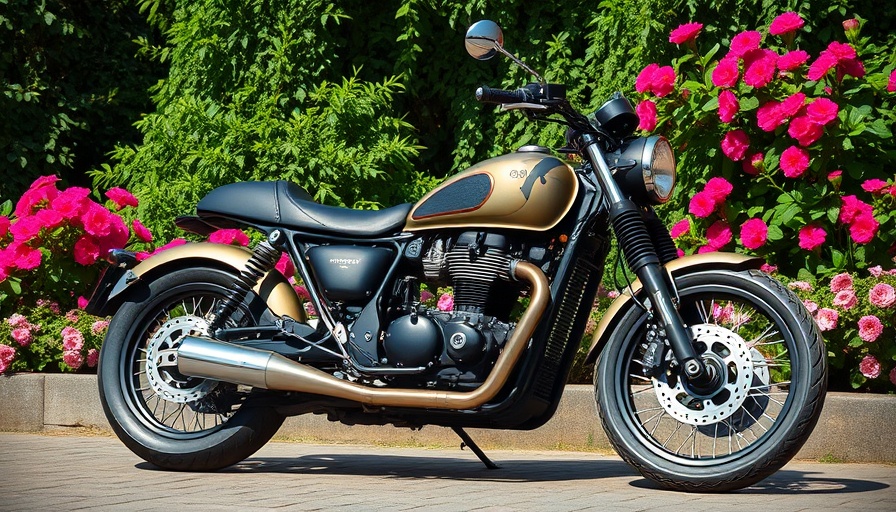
[120,284,254,438]
[615,282,797,465]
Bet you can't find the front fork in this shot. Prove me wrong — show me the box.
[582,135,719,391]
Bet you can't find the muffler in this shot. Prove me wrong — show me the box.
[177,261,549,410]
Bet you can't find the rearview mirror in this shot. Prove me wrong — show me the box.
[465,20,503,60]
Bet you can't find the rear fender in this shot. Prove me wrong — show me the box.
[584,253,764,365]
[94,242,304,320]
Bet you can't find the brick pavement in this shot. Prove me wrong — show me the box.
[1,432,894,511]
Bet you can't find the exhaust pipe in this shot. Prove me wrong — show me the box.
[178,261,549,409]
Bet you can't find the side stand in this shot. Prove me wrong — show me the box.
[452,427,500,469]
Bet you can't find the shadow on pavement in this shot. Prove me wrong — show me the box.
[629,468,889,494]
[139,453,638,483]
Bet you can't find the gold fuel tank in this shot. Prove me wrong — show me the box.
[405,148,578,232]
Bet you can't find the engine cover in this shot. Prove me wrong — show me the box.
[383,314,441,367]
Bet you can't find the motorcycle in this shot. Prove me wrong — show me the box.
[86,20,826,492]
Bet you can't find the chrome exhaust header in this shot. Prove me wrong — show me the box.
[177,261,549,410]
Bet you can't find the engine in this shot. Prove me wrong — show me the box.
[380,231,538,389]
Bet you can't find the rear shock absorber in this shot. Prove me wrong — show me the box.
[209,232,283,332]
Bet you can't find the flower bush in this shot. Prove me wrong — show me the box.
[0,176,161,373]
[637,13,896,278]
[0,300,105,373]
[779,266,896,392]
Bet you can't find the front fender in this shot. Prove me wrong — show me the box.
[583,253,764,365]
[95,242,304,321]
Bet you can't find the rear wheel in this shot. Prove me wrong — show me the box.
[596,269,826,491]
[98,267,284,471]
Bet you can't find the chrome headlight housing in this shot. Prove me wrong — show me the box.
[610,135,677,204]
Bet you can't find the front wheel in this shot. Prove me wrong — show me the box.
[98,266,285,471]
[596,269,826,491]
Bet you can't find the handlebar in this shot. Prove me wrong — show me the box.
[475,86,531,104]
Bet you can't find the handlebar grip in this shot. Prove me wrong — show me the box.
[475,86,530,104]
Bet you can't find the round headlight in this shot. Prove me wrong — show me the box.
[644,136,676,203]
[610,135,677,205]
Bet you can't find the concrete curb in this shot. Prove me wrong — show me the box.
[2,373,894,463]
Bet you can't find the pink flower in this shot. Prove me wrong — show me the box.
[743,49,778,88]
[66,310,79,323]
[806,97,839,125]
[293,285,311,301]
[858,315,884,342]
[756,100,785,131]
[833,289,857,310]
[34,208,63,231]
[760,263,777,273]
[0,344,15,373]
[208,229,249,246]
[15,177,60,217]
[788,281,813,291]
[275,253,295,279]
[670,218,690,239]
[815,308,839,331]
[636,100,657,131]
[718,90,739,123]
[636,63,660,93]
[859,355,881,379]
[788,115,824,147]
[739,218,768,250]
[803,300,818,314]
[63,350,84,370]
[669,22,703,44]
[711,56,740,88]
[0,215,8,238]
[849,214,879,244]
[798,224,826,251]
[11,328,32,347]
[842,18,860,33]
[81,202,113,238]
[7,242,42,270]
[304,302,317,317]
[688,191,716,218]
[7,314,28,328]
[830,273,853,292]
[778,50,810,71]
[50,187,91,219]
[651,66,676,97]
[869,283,896,308]
[729,31,762,58]
[861,179,889,193]
[808,51,838,81]
[827,41,856,61]
[437,293,454,312]
[868,265,884,277]
[86,349,99,368]
[777,91,804,117]
[721,129,750,161]
[769,11,804,36]
[77,296,89,309]
[73,235,101,266]
[706,221,732,249]
[62,326,84,352]
[838,195,873,224]
[9,216,43,242]
[704,177,733,202]
[742,153,764,175]
[132,220,153,243]
[780,146,810,178]
[888,70,896,92]
[105,187,138,210]
[712,302,735,323]
[91,320,110,335]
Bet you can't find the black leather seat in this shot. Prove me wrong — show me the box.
[196,181,412,237]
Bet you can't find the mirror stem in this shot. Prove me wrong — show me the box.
[496,46,545,84]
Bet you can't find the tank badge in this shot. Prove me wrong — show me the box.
[449,332,467,349]
[520,158,561,199]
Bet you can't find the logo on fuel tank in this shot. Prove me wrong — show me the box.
[519,158,561,199]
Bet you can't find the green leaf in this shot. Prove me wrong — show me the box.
[866,119,893,138]
[797,268,815,284]
[831,249,845,267]
[767,224,784,241]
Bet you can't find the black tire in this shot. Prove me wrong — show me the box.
[98,266,285,471]
[596,269,826,492]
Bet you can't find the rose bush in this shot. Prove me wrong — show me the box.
[779,266,896,392]
[636,13,896,278]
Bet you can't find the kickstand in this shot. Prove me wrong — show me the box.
[452,427,500,469]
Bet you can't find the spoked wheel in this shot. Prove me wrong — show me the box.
[596,269,826,492]
[98,267,284,471]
